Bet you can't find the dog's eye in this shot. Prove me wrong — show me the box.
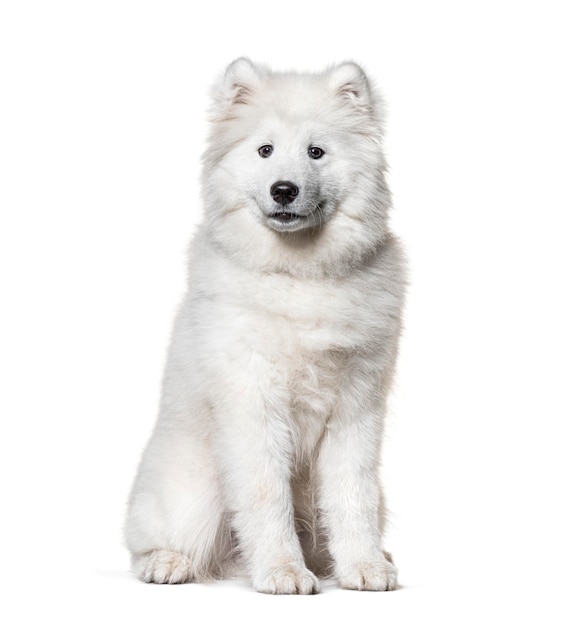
[308,146,325,159]
[258,144,273,158]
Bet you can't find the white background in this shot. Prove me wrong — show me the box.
[1,1,582,624]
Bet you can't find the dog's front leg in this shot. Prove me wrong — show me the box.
[213,364,319,594]
[317,373,399,591]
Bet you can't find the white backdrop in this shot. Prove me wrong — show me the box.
[1,1,582,624]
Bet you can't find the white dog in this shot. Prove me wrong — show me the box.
[125,58,406,594]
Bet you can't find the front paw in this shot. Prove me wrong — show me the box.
[254,563,320,595]
[338,559,398,591]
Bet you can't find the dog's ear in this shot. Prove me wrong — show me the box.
[328,62,371,109]
[212,57,266,111]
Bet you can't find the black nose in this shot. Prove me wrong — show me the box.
[270,181,299,205]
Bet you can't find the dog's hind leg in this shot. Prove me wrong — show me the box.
[125,418,231,584]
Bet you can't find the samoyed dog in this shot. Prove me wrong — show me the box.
[125,58,406,594]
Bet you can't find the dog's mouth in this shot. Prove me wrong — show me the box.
[268,211,308,224]
[262,202,326,233]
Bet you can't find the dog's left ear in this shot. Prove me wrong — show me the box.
[328,62,371,108]
[209,58,269,122]
[211,57,267,113]
[223,57,265,104]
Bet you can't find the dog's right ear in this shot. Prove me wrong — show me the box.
[211,57,266,114]
[328,62,371,110]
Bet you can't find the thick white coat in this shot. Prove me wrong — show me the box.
[125,58,406,594]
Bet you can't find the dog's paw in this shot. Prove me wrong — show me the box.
[338,559,398,591]
[139,549,193,584]
[254,563,320,595]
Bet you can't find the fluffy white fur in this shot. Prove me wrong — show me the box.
[125,58,406,594]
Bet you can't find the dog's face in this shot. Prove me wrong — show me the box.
[222,116,335,233]
[203,59,385,235]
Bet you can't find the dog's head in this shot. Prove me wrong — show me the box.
[203,59,387,233]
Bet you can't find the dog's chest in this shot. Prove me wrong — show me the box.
[239,274,378,443]
[200,266,391,458]
[249,272,379,352]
